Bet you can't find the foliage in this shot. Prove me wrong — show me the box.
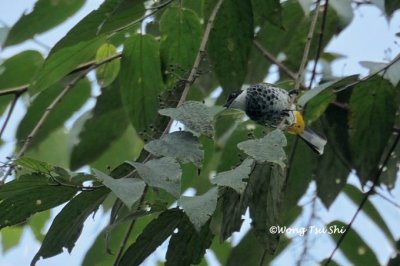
[0,0,400,265]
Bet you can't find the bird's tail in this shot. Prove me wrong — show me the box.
[299,127,327,155]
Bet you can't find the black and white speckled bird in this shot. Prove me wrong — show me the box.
[224,83,327,155]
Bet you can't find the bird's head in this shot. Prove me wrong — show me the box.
[287,111,305,135]
[224,90,243,108]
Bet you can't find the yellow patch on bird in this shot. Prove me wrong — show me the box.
[287,111,305,135]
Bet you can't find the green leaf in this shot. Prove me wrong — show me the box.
[385,1,400,18]
[4,0,85,47]
[315,142,349,208]
[0,26,8,47]
[92,169,145,209]
[128,157,182,198]
[381,143,400,190]
[227,232,290,266]
[211,158,254,193]
[283,135,316,211]
[0,50,44,89]
[31,188,109,265]
[90,125,144,172]
[0,174,77,229]
[160,7,202,74]
[343,185,395,244]
[144,131,204,167]
[219,187,248,240]
[251,0,282,27]
[119,209,183,266]
[166,217,213,266]
[51,0,145,53]
[29,210,51,242]
[1,226,23,252]
[95,43,120,87]
[25,128,70,169]
[298,75,359,107]
[237,129,287,167]
[70,82,131,170]
[178,187,218,231]
[349,76,397,183]
[360,60,400,87]
[328,221,379,265]
[30,36,106,94]
[247,163,285,253]
[16,78,91,148]
[207,0,253,92]
[14,157,53,174]
[159,101,224,137]
[304,89,336,124]
[119,34,165,132]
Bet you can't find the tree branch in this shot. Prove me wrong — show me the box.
[324,134,400,265]
[0,93,21,139]
[112,0,225,261]
[308,1,330,89]
[253,40,298,81]
[294,0,321,91]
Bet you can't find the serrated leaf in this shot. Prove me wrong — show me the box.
[95,43,120,87]
[159,101,224,137]
[349,76,397,183]
[144,131,204,167]
[16,78,91,148]
[51,0,145,53]
[246,163,285,253]
[166,217,213,266]
[119,209,183,266]
[207,0,253,92]
[119,34,164,132]
[93,169,145,209]
[160,7,202,74]
[211,158,254,193]
[237,129,287,167]
[328,221,379,265]
[4,0,85,47]
[128,157,182,198]
[30,36,106,94]
[178,187,218,231]
[0,174,77,229]
[14,157,53,174]
[31,188,109,265]
[343,185,395,244]
[70,82,131,170]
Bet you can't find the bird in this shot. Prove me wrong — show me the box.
[224,83,327,155]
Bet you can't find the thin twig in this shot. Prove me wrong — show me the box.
[373,189,400,209]
[253,40,298,80]
[113,185,149,265]
[0,85,28,97]
[110,0,175,36]
[0,93,20,138]
[297,195,318,266]
[324,134,400,265]
[163,0,224,135]
[308,1,330,89]
[294,0,321,91]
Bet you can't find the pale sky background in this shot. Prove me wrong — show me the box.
[1,1,400,266]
